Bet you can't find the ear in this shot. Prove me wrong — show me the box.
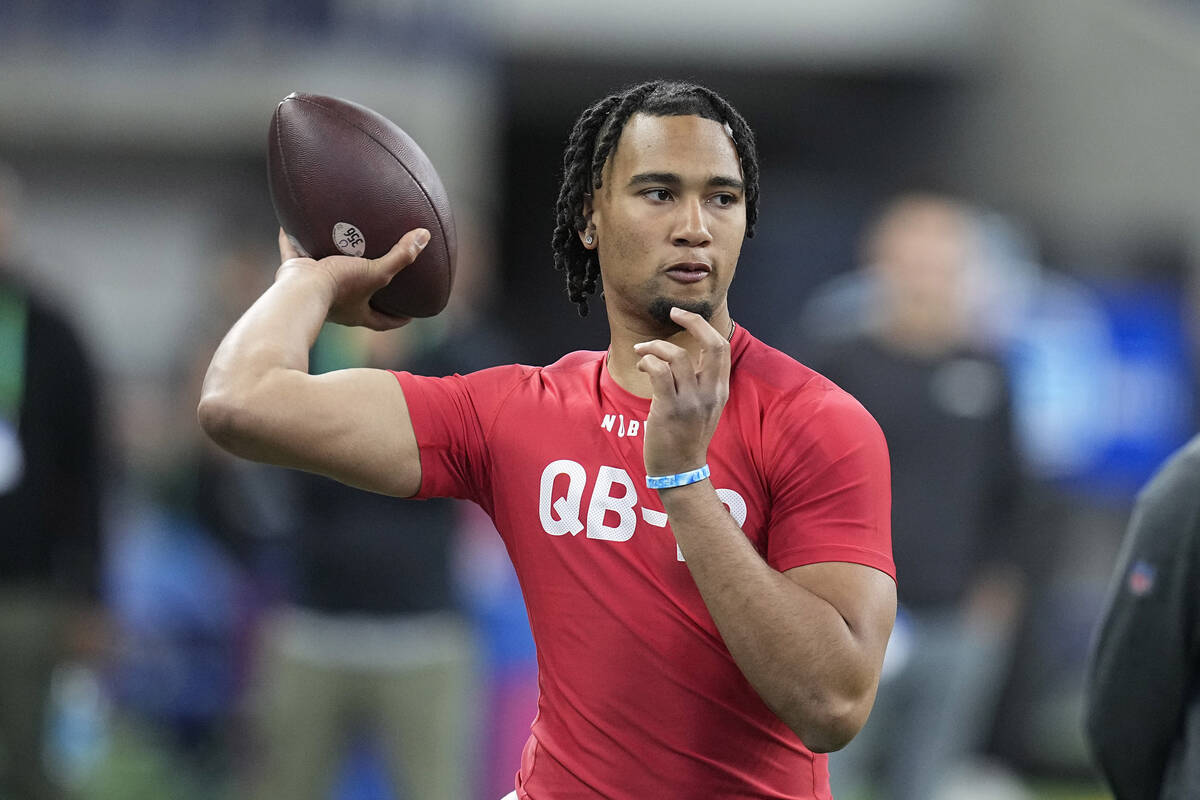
[578,194,597,249]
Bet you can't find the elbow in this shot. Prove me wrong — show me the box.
[197,388,254,454]
[798,704,866,755]
[780,688,872,754]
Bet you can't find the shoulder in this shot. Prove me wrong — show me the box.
[439,349,604,408]
[453,362,537,391]
[520,349,606,396]
[1113,435,1200,583]
[731,328,878,430]
[450,348,602,386]
[542,348,606,374]
[729,330,886,477]
[1135,436,1200,532]
[1145,435,1200,490]
[730,326,821,393]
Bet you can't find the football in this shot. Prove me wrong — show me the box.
[267,92,456,318]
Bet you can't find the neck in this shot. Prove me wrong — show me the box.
[605,306,734,398]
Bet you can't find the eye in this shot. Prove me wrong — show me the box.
[643,188,673,202]
[710,193,738,207]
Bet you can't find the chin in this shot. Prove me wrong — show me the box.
[648,298,714,327]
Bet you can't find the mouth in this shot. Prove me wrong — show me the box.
[664,262,712,284]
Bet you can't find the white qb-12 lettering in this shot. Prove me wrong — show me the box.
[538,460,747,561]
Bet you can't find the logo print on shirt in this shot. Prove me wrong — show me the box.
[600,414,642,438]
[538,460,747,562]
[1127,559,1157,596]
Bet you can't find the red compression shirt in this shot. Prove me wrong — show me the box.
[394,325,893,799]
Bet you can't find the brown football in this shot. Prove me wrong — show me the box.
[267,92,456,318]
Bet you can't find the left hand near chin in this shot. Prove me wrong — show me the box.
[633,307,731,477]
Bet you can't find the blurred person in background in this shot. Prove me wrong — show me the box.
[198,80,896,799]
[236,219,514,800]
[1085,433,1200,800]
[82,235,279,799]
[0,162,106,798]
[802,192,1028,800]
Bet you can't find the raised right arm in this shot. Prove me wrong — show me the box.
[197,228,430,497]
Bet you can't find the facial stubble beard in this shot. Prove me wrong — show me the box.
[647,297,715,334]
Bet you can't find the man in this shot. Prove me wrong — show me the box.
[803,193,1025,800]
[1085,434,1200,800]
[0,163,104,798]
[199,80,896,798]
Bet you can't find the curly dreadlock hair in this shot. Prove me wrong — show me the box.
[551,80,760,317]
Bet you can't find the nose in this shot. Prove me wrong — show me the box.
[672,196,711,247]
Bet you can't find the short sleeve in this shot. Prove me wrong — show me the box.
[392,366,527,512]
[764,386,894,580]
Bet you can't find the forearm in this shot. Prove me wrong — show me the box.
[661,481,877,752]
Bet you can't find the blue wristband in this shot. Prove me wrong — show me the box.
[646,464,711,490]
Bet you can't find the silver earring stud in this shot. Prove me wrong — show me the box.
[585,234,594,245]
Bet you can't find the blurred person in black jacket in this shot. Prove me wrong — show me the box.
[1086,434,1200,800]
[801,192,1027,800]
[0,164,105,798]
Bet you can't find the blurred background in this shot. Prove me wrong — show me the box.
[1,0,1198,798]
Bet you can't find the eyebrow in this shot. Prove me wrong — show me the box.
[628,172,745,191]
